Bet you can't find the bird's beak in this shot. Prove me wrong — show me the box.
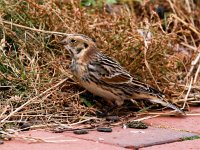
[59,39,66,45]
[59,35,69,45]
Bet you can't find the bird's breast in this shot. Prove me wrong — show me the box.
[70,61,87,78]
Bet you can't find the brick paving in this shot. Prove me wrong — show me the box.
[1,107,200,150]
[0,130,129,150]
[63,127,196,149]
[140,139,200,150]
[144,107,200,134]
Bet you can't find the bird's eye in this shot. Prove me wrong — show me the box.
[84,43,88,48]
[70,39,76,43]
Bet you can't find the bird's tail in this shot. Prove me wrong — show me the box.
[149,98,185,115]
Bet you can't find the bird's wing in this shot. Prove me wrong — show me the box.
[87,54,132,84]
[101,72,132,83]
[87,53,163,97]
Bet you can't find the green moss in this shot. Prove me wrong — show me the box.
[182,135,200,141]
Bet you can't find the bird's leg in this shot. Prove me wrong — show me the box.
[96,103,117,118]
[129,99,141,109]
[130,99,137,105]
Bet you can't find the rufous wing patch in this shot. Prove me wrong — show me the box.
[101,73,131,84]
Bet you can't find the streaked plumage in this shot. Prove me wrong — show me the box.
[60,34,184,114]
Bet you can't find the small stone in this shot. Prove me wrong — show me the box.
[98,137,104,141]
[20,122,31,131]
[122,124,127,129]
[106,116,120,122]
[97,127,112,132]
[0,134,12,141]
[53,128,66,133]
[127,121,148,129]
[73,129,88,135]
[0,140,4,144]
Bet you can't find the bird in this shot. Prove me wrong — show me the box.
[59,34,185,115]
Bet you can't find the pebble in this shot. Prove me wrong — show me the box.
[127,121,148,129]
[0,140,4,144]
[20,122,31,131]
[106,116,120,122]
[73,129,88,135]
[97,127,112,132]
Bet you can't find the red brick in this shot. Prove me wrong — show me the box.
[64,127,197,149]
[0,130,128,150]
[140,139,200,150]
[144,107,200,133]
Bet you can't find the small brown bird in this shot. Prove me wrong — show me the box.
[60,34,184,114]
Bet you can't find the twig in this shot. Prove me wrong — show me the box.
[180,42,197,51]
[1,20,68,36]
[186,113,200,116]
[69,117,99,126]
[0,78,68,124]
[169,82,200,90]
[133,115,160,121]
[172,14,200,37]
[178,97,200,102]
[138,23,160,90]
[0,105,10,119]
[182,77,193,109]
[144,49,160,90]
[167,0,176,14]
[186,50,200,79]
[190,101,200,103]
[194,62,200,83]
[138,112,200,116]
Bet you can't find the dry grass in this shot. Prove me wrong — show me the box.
[0,0,200,132]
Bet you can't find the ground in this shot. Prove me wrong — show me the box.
[1,107,200,150]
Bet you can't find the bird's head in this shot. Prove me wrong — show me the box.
[60,34,97,61]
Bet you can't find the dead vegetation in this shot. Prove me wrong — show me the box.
[0,0,200,132]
